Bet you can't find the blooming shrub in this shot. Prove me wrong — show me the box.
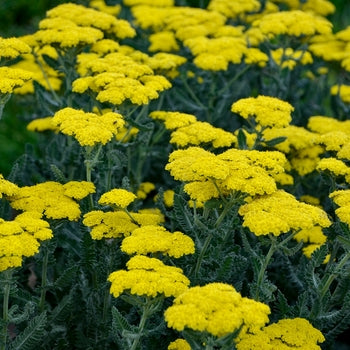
[1,0,350,349]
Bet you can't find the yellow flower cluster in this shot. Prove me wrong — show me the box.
[0,212,52,271]
[121,225,195,258]
[271,48,313,70]
[236,317,325,350]
[164,282,270,337]
[51,107,125,146]
[10,44,62,95]
[252,10,332,38]
[83,209,164,240]
[136,182,155,199]
[329,190,350,226]
[108,255,190,298]
[316,158,350,182]
[0,36,31,59]
[0,174,19,198]
[0,67,33,94]
[98,188,137,208]
[27,117,59,133]
[150,110,236,148]
[231,95,294,128]
[238,190,331,236]
[167,339,191,350]
[7,181,95,221]
[73,51,173,105]
[207,0,261,19]
[89,0,121,16]
[166,147,288,204]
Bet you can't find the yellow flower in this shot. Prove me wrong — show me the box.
[27,117,59,133]
[89,0,121,16]
[121,225,195,258]
[149,111,197,130]
[207,0,261,18]
[98,188,137,208]
[8,181,94,221]
[0,37,31,59]
[308,115,350,135]
[164,282,270,337]
[168,339,191,350]
[252,10,332,38]
[0,174,19,198]
[236,318,325,350]
[149,31,179,52]
[0,212,52,272]
[51,107,125,146]
[238,190,331,236]
[331,84,350,103]
[271,48,313,70]
[244,48,269,67]
[232,95,294,128]
[108,255,190,298]
[136,182,156,200]
[316,157,350,181]
[170,121,236,148]
[0,67,33,94]
[124,0,174,6]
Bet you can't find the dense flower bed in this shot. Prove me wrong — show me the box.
[1,0,350,349]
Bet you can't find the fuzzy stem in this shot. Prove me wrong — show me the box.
[1,269,12,350]
[39,247,49,312]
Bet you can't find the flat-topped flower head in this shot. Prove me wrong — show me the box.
[27,117,59,133]
[207,0,261,19]
[108,255,190,298]
[164,282,270,337]
[252,10,332,38]
[0,174,19,198]
[238,190,331,236]
[0,212,52,271]
[51,107,125,146]
[167,339,191,350]
[121,225,195,258]
[98,188,137,209]
[0,67,33,94]
[236,317,325,350]
[329,190,350,226]
[7,181,95,221]
[45,3,135,39]
[0,37,31,59]
[231,95,294,128]
[316,157,350,182]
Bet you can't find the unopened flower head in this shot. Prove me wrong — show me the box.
[108,255,190,298]
[164,282,270,337]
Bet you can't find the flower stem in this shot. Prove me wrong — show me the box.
[193,233,213,280]
[1,269,13,350]
[39,246,49,312]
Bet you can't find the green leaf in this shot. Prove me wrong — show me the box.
[54,265,78,290]
[10,312,47,350]
[111,306,137,334]
[41,54,59,71]
[237,128,247,149]
[173,193,194,232]
[264,136,287,147]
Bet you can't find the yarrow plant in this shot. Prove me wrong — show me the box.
[1,0,350,349]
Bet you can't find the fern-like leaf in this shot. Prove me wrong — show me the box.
[10,312,47,350]
[173,193,194,232]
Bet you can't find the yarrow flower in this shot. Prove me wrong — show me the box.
[121,225,195,258]
[238,190,331,236]
[83,209,164,240]
[231,95,294,128]
[7,181,95,221]
[167,339,191,350]
[236,317,325,350]
[0,36,31,59]
[0,174,19,198]
[164,282,271,337]
[0,67,33,94]
[51,107,125,146]
[329,190,350,226]
[0,212,52,271]
[108,255,190,298]
[98,188,137,208]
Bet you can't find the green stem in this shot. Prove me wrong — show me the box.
[1,270,12,350]
[39,247,49,312]
[217,65,251,96]
[180,75,207,110]
[320,250,350,299]
[130,298,152,350]
[255,238,276,301]
[193,233,213,280]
